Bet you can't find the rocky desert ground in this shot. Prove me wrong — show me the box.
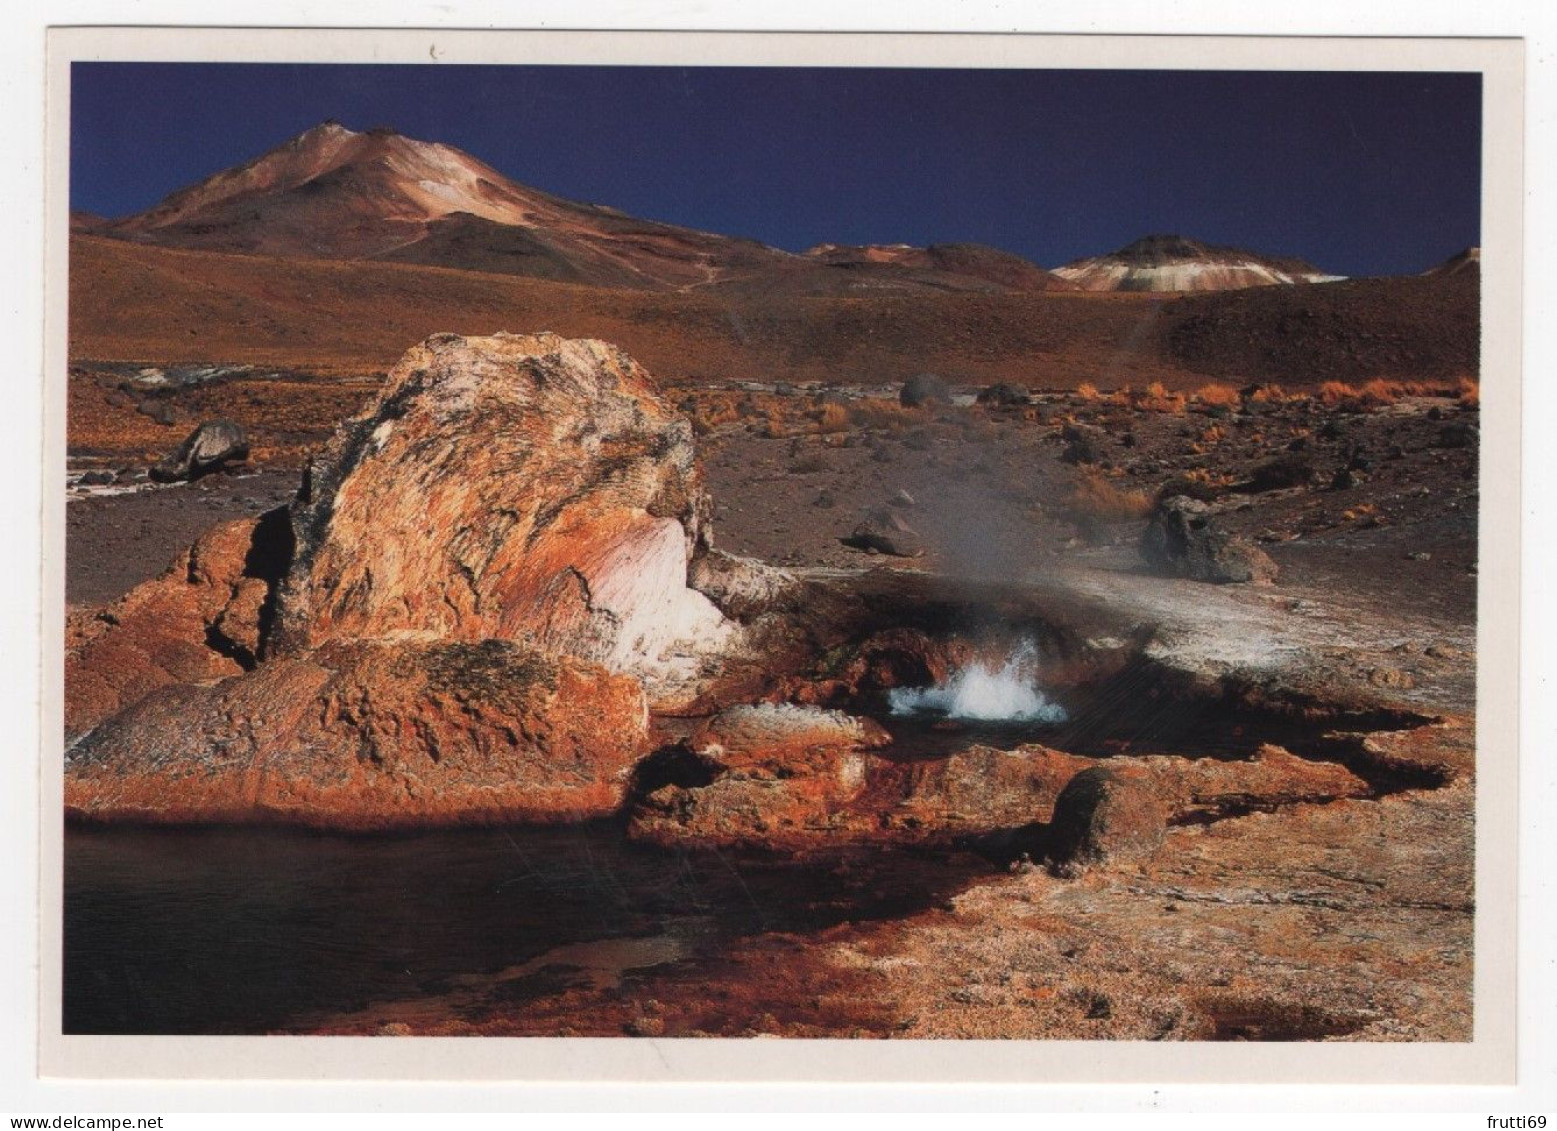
[61,123,1481,1041]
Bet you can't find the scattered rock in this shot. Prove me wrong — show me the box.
[1247,455,1316,492]
[1060,424,1108,466]
[842,507,926,558]
[136,400,178,426]
[1368,666,1416,690]
[1141,496,1279,584]
[1435,421,1479,449]
[1046,766,1167,868]
[149,419,249,483]
[976,382,1029,407]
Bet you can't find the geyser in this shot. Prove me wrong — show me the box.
[887,640,1068,724]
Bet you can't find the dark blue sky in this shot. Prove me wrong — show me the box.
[71,63,1482,277]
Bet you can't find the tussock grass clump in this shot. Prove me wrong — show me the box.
[814,403,852,434]
[1248,383,1291,405]
[1155,468,1235,504]
[1075,381,1101,401]
[1070,468,1152,521]
[1137,381,1187,414]
[849,399,916,432]
[1194,383,1241,408]
[1318,380,1355,407]
[1356,379,1405,408]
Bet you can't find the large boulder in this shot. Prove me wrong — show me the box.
[65,640,649,829]
[272,332,738,709]
[1141,496,1278,584]
[149,419,249,483]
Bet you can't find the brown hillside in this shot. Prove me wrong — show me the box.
[1160,272,1480,383]
[69,235,1197,388]
[70,235,1478,389]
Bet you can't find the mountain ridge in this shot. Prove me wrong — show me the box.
[96,121,1078,295]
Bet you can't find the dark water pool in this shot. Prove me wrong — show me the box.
[63,821,989,1034]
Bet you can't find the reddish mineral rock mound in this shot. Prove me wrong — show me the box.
[270,331,744,710]
[634,727,1373,859]
[65,331,778,826]
[65,640,648,829]
[65,512,286,741]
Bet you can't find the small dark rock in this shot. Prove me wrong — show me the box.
[1435,421,1479,449]
[1060,424,1108,466]
[900,372,952,408]
[1247,455,1316,492]
[136,400,177,426]
[975,382,1030,408]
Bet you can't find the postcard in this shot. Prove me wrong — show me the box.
[37,25,1523,1086]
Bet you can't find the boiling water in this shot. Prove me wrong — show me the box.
[887,640,1068,724]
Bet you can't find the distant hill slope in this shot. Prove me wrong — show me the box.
[70,234,1477,388]
[1053,234,1345,293]
[701,242,1080,297]
[1162,272,1479,382]
[95,122,1071,296]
